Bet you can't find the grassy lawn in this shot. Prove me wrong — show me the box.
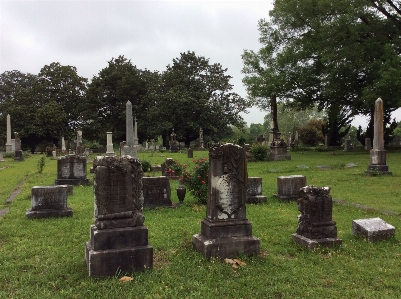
[1,149,401,298]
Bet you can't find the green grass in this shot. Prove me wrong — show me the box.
[1,150,401,298]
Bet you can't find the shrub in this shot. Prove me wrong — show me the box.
[182,158,209,204]
[141,160,151,172]
[250,143,269,161]
[37,155,46,173]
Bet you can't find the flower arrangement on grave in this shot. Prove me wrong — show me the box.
[181,158,209,204]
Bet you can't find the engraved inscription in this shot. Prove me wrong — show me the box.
[32,187,67,211]
[217,173,241,219]
[107,173,127,210]
[73,162,84,177]
[60,164,70,178]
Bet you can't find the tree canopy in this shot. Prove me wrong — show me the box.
[242,0,401,146]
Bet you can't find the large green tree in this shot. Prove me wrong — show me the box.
[242,0,401,146]
[159,51,251,147]
[83,55,160,143]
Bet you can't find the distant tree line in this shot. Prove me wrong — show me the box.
[0,52,252,151]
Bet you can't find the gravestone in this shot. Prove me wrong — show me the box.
[52,151,57,159]
[161,158,176,176]
[292,186,342,249]
[366,98,392,175]
[61,136,66,152]
[352,217,395,242]
[121,101,137,157]
[76,130,85,155]
[150,165,162,172]
[276,175,306,201]
[54,155,90,186]
[170,130,179,152]
[244,144,253,162]
[187,148,193,158]
[246,177,267,204]
[199,128,204,149]
[193,143,260,259]
[105,132,115,156]
[142,177,172,208]
[26,185,73,219]
[324,134,329,148]
[268,95,291,161]
[343,137,352,152]
[14,132,24,161]
[85,155,153,277]
[0,152,4,162]
[6,114,12,152]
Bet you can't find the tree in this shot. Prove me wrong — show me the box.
[159,51,252,147]
[83,56,160,143]
[298,119,325,146]
[242,0,401,146]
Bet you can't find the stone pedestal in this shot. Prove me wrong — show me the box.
[292,186,342,250]
[142,177,172,208]
[366,149,392,175]
[26,185,73,219]
[268,140,291,161]
[193,143,260,259]
[86,155,153,277]
[352,217,395,242]
[276,175,306,201]
[54,155,90,186]
[246,177,267,204]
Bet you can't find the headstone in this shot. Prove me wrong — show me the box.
[352,217,395,242]
[364,138,372,151]
[193,143,260,259]
[294,131,299,147]
[244,144,253,162]
[14,132,24,161]
[5,114,12,152]
[61,136,66,152]
[0,152,4,162]
[199,128,204,149]
[121,101,137,157]
[52,151,57,159]
[187,148,193,158]
[54,155,90,186]
[170,130,179,152]
[85,155,153,277]
[343,136,352,152]
[26,185,73,219]
[11,139,15,152]
[324,134,329,148]
[268,95,291,161]
[276,175,306,201]
[150,165,162,172]
[246,177,267,204]
[105,132,115,156]
[74,130,84,155]
[161,158,176,177]
[366,98,392,175]
[292,186,342,249]
[142,177,172,208]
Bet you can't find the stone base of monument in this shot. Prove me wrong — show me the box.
[291,233,342,250]
[86,225,153,277]
[268,146,291,161]
[246,195,267,204]
[26,207,73,219]
[55,178,90,186]
[365,164,392,175]
[352,217,395,242]
[275,175,306,201]
[14,150,24,161]
[193,219,260,259]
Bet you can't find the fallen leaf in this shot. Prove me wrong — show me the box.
[224,258,236,265]
[119,276,133,282]
[233,259,246,267]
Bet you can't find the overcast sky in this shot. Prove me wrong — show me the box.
[0,0,395,128]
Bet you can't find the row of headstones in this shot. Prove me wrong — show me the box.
[24,143,396,278]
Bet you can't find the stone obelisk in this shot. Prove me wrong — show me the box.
[122,101,137,157]
[366,98,391,175]
[134,117,139,146]
[5,114,12,152]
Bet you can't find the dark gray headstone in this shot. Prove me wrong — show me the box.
[85,155,153,277]
[142,177,172,208]
[26,185,73,219]
[193,143,260,259]
[55,155,90,186]
[246,177,267,204]
[276,175,306,201]
[292,186,342,249]
[187,148,193,158]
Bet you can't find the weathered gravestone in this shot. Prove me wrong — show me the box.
[352,217,395,242]
[121,101,137,157]
[142,177,172,208]
[292,186,342,249]
[0,152,4,162]
[105,132,115,156]
[187,148,193,158]
[75,130,85,155]
[26,185,73,219]
[54,155,90,186]
[246,177,267,204]
[170,130,179,152]
[366,98,392,175]
[85,156,153,277]
[276,175,306,201]
[5,114,12,153]
[193,143,260,259]
[14,132,24,161]
[343,136,352,152]
[161,158,176,177]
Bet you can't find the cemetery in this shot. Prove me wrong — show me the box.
[1,146,401,298]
